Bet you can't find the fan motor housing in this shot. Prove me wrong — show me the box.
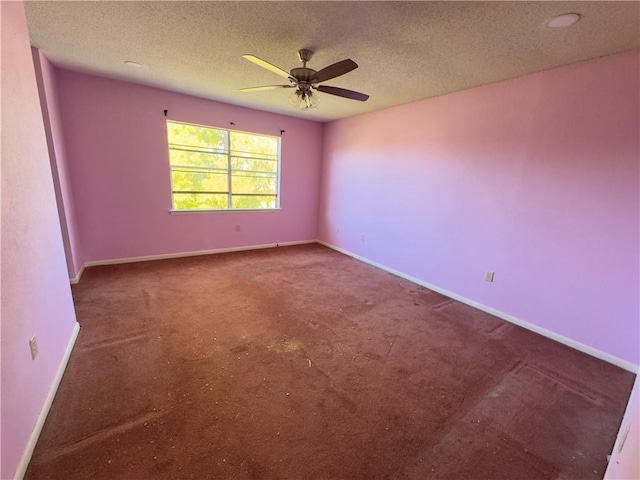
[290,67,317,82]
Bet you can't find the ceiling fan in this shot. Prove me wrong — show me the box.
[240,49,369,110]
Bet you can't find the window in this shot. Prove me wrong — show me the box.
[166,121,280,211]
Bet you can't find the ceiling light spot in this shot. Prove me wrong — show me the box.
[544,13,581,29]
[124,61,144,68]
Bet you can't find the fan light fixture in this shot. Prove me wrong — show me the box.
[289,87,320,110]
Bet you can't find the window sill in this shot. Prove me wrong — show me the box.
[170,208,282,215]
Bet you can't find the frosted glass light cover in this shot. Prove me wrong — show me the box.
[545,13,580,29]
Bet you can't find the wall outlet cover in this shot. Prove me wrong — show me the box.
[29,335,39,360]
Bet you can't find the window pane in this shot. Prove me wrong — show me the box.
[169,149,227,169]
[232,195,277,209]
[167,122,227,150]
[171,170,228,193]
[230,132,278,158]
[173,193,228,210]
[231,174,277,195]
[230,155,277,173]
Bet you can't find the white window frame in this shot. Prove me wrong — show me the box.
[166,120,281,213]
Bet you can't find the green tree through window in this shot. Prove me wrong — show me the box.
[166,121,280,211]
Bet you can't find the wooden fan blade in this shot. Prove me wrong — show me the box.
[242,55,292,80]
[240,85,294,92]
[316,85,369,102]
[311,59,358,83]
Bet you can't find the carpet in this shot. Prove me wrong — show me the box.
[25,244,635,479]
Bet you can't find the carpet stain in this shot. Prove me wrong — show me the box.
[266,339,303,354]
[230,344,250,354]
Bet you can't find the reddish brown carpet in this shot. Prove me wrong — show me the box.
[26,244,634,479]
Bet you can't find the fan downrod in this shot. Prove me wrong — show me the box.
[297,49,313,67]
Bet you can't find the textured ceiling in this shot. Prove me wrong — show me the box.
[24,1,640,122]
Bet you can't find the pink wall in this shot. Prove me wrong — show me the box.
[53,70,323,270]
[319,50,640,366]
[0,2,79,478]
[32,50,84,278]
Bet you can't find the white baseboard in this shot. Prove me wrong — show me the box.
[69,264,85,285]
[69,240,316,284]
[318,240,639,374]
[14,321,81,480]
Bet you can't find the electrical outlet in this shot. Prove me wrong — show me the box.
[29,335,39,360]
[235,225,240,232]
[484,271,495,283]
[336,227,340,233]
[360,234,366,242]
